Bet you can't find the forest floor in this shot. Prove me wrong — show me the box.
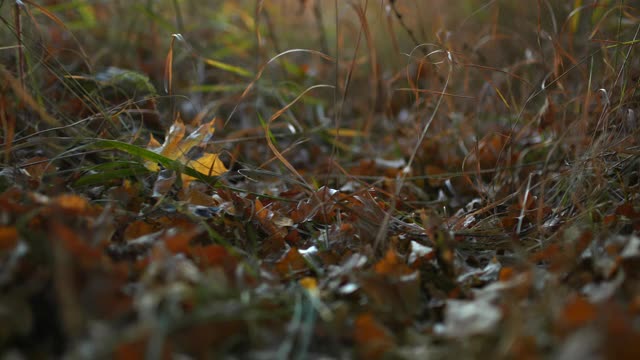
[1,1,639,358]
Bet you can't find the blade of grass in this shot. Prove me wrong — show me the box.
[74,161,150,187]
[202,58,252,78]
[90,139,220,184]
[74,167,149,187]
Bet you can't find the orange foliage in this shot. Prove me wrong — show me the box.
[123,220,156,240]
[354,313,395,359]
[190,244,230,267]
[275,247,308,278]
[374,249,413,276]
[0,226,18,251]
[559,296,597,331]
[50,222,102,263]
[53,194,90,214]
[498,267,515,281]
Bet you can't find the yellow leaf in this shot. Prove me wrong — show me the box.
[182,153,228,185]
[174,122,215,158]
[299,276,317,291]
[157,119,186,160]
[144,117,227,184]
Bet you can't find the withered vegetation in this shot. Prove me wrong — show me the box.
[1,0,639,358]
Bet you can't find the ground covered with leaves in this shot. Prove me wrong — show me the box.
[1,0,640,358]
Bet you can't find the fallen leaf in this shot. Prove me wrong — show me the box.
[559,296,597,331]
[145,116,228,186]
[162,225,202,254]
[22,156,56,180]
[354,313,395,359]
[51,222,102,263]
[53,194,90,214]
[123,220,157,241]
[152,169,177,198]
[188,153,228,178]
[275,247,308,278]
[0,225,18,251]
[189,244,237,274]
[374,249,413,276]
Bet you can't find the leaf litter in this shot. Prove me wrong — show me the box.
[1,1,640,359]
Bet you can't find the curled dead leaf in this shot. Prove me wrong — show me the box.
[145,116,228,187]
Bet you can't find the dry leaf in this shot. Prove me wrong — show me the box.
[374,249,413,276]
[354,313,395,359]
[275,247,308,278]
[53,194,90,214]
[0,226,18,251]
[145,117,228,186]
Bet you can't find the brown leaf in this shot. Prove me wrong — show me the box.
[22,156,56,180]
[424,164,447,187]
[152,170,176,198]
[114,336,172,360]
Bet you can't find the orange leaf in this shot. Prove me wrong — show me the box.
[114,337,172,360]
[123,220,157,241]
[114,339,145,360]
[498,266,515,281]
[374,249,413,276]
[0,226,18,251]
[50,222,102,261]
[163,226,200,254]
[354,313,394,359]
[275,247,308,277]
[254,198,267,220]
[53,194,89,214]
[190,244,232,267]
[560,296,597,330]
[146,133,161,150]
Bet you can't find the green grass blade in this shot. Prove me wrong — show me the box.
[91,139,221,184]
[203,58,252,78]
